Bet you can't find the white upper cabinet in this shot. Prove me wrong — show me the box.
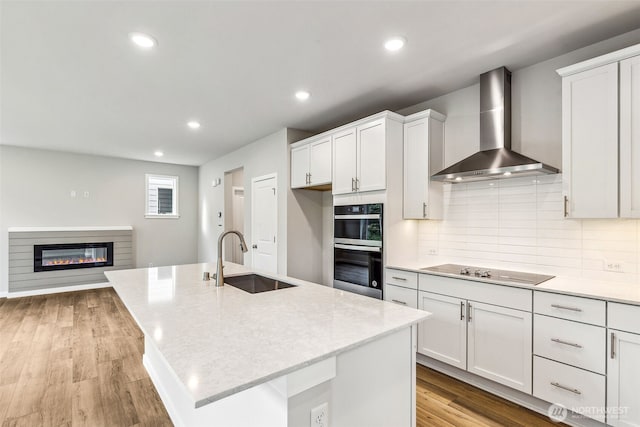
[403,110,445,219]
[560,62,619,218]
[356,119,386,193]
[620,54,640,218]
[309,137,332,186]
[332,127,358,194]
[291,144,310,188]
[558,43,640,218]
[333,118,389,195]
[290,136,332,189]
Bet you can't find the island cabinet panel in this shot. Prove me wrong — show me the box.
[561,62,619,218]
[467,302,532,393]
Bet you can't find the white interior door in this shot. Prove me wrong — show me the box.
[251,174,278,273]
[231,187,245,264]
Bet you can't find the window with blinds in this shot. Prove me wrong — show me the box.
[146,174,179,218]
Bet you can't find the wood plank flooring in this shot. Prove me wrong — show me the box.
[417,364,561,427]
[1,289,561,427]
[0,288,171,427]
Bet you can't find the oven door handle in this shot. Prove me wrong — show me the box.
[334,214,381,220]
[334,244,381,253]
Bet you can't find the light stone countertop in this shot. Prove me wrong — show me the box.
[387,264,640,306]
[105,262,429,408]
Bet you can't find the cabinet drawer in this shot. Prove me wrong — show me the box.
[534,315,606,374]
[384,284,417,309]
[533,356,605,423]
[608,302,640,334]
[419,274,531,312]
[534,292,605,326]
[386,269,418,290]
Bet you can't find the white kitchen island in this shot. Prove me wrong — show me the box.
[105,262,429,427]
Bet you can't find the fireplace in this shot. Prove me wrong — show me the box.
[34,242,114,272]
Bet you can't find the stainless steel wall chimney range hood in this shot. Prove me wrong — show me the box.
[431,67,559,183]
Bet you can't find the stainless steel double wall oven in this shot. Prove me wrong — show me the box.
[333,203,383,299]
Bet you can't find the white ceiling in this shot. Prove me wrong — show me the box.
[2,1,640,166]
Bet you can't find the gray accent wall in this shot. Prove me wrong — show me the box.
[8,229,133,292]
[0,146,199,295]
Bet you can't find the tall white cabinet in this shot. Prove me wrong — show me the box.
[403,110,446,219]
[557,43,640,219]
[608,303,640,427]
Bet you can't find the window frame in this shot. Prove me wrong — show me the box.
[145,174,180,219]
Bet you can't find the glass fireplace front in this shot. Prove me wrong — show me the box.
[34,242,114,272]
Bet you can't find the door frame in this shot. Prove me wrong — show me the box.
[250,173,278,272]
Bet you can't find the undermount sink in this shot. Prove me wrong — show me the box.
[224,274,296,294]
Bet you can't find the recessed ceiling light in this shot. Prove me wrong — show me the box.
[384,36,406,52]
[129,32,157,49]
[295,91,311,101]
[455,177,462,181]
[187,121,201,130]
[503,171,512,176]
[154,151,164,157]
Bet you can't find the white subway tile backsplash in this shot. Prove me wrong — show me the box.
[416,174,640,284]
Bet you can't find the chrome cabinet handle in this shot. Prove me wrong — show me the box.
[460,301,465,320]
[351,178,355,192]
[391,299,407,305]
[551,338,583,348]
[611,332,616,359]
[355,177,360,191]
[563,196,569,217]
[550,304,582,312]
[423,202,427,218]
[391,276,407,281]
[467,302,472,322]
[550,382,581,395]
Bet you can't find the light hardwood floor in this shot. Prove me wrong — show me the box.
[1,289,561,427]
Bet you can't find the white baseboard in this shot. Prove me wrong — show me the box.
[417,355,604,427]
[6,282,111,298]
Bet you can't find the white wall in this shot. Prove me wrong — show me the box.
[198,129,289,273]
[0,145,199,294]
[398,28,640,283]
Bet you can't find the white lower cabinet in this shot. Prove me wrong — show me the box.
[534,356,606,424]
[467,302,532,393]
[417,292,467,370]
[608,303,640,426]
[417,275,532,393]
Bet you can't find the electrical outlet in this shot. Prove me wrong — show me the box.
[604,260,624,273]
[428,248,438,256]
[311,402,328,427]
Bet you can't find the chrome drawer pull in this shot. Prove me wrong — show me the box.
[611,332,616,359]
[551,338,583,348]
[550,382,581,395]
[550,304,582,312]
[391,276,407,281]
[460,301,465,320]
[391,299,407,305]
